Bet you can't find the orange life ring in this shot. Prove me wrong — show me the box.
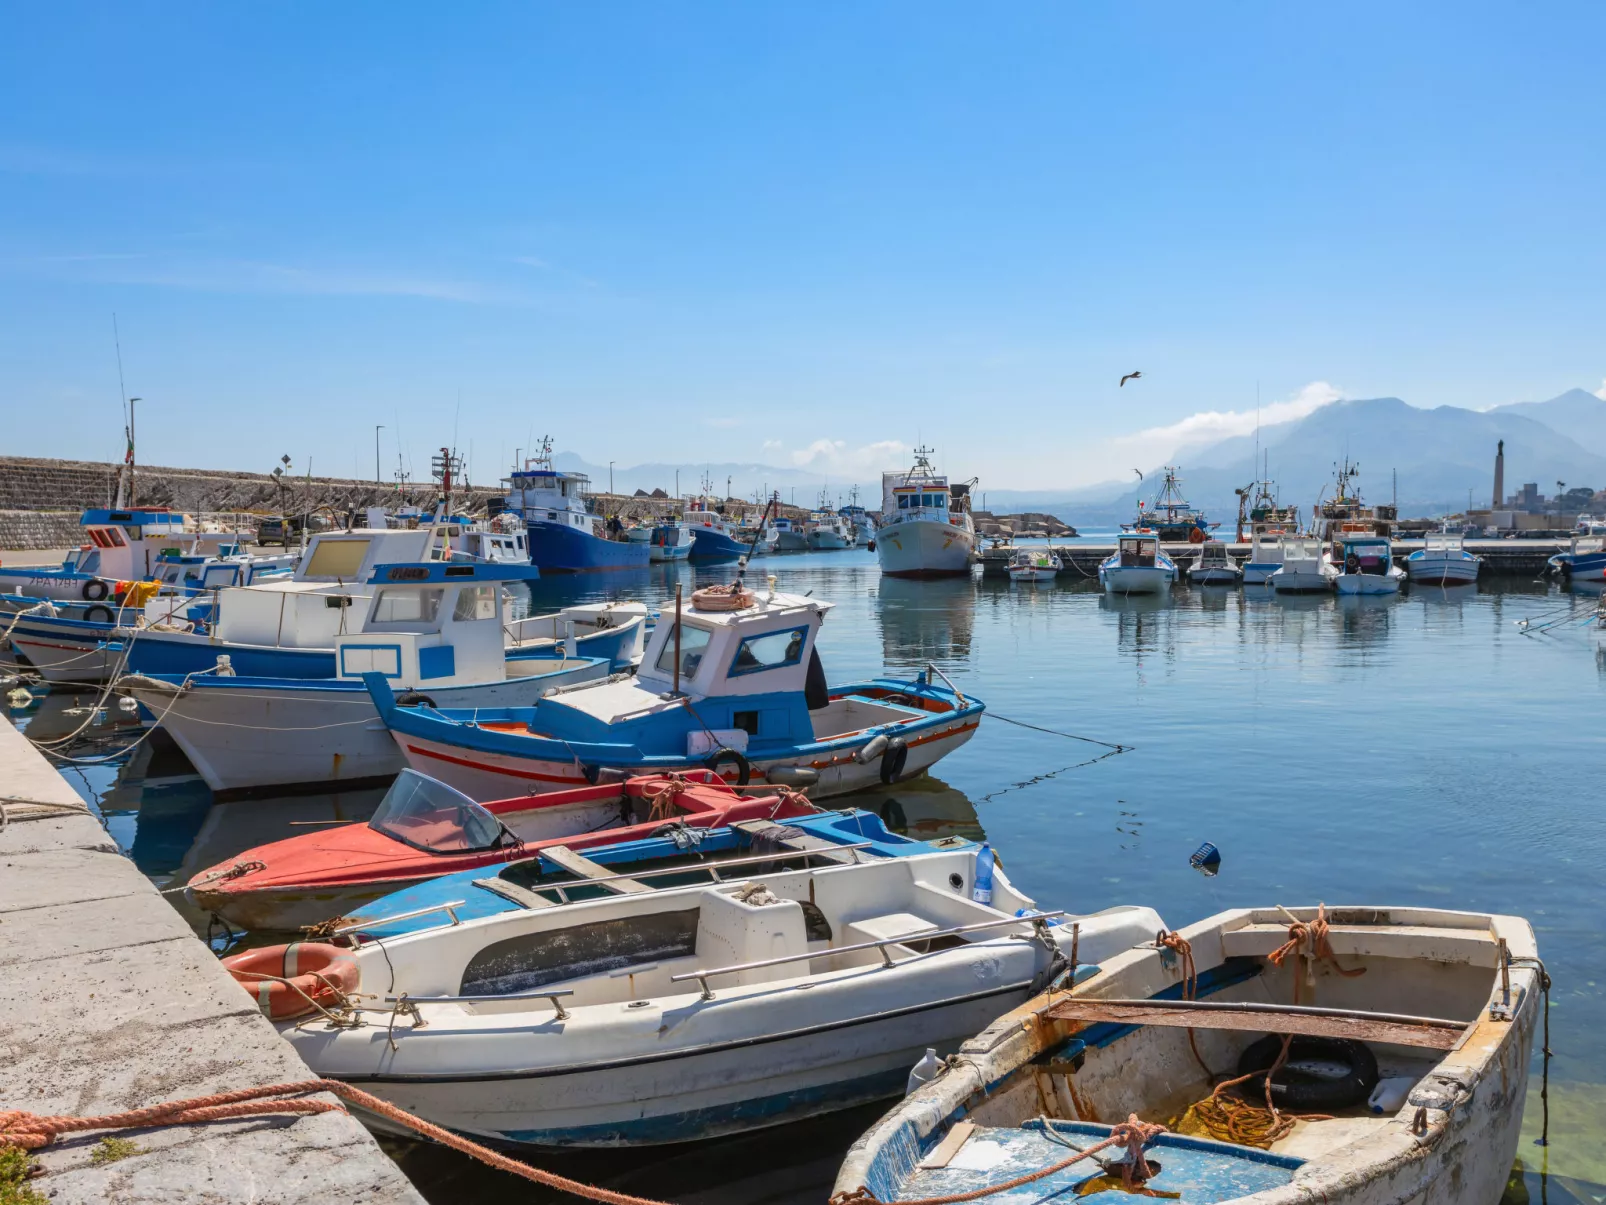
[1188,527,1207,544]
[223,941,360,1020]
[690,585,756,612]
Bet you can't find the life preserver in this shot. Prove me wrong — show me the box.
[81,578,109,601]
[1236,1035,1378,1111]
[705,746,751,786]
[83,604,115,625]
[223,941,360,1020]
[1188,527,1207,544]
[879,737,909,784]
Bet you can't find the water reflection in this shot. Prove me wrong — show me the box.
[876,575,975,670]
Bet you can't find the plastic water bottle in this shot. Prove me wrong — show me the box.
[1368,1077,1416,1115]
[907,1048,942,1095]
[972,843,995,905]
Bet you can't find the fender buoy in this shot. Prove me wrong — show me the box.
[81,578,109,601]
[879,737,909,784]
[1188,527,1207,544]
[856,733,890,765]
[83,604,115,625]
[223,941,360,1020]
[1236,1035,1378,1111]
[394,691,437,708]
[765,765,819,790]
[705,746,751,786]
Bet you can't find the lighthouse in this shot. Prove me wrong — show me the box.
[1492,439,1505,508]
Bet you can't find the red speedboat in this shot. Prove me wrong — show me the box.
[187,770,818,932]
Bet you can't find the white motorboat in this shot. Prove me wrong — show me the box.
[835,905,1539,1205]
[274,840,1163,1147]
[876,448,976,578]
[1006,548,1061,582]
[1333,534,1405,595]
[1406,531,1480,586]
[1241,526,1292,585]
[1187,540,1242,585]
[808,507,855,551]
[769,517,811,552]
[648,521,692,561]
[1269,536,1334,593]
[1098,533,1176,595]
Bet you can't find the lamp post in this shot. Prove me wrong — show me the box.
[127,397,142,505]
[374,425,385,485]
[609,461,615,495]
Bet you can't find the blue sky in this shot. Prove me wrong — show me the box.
[3,3,1603,490]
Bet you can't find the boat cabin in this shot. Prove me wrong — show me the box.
[1195,540,1230,568]
[74,508,189,581]
[1279,535,1324,569]
[1115,534,1159,568]
[1338,536,1392,575]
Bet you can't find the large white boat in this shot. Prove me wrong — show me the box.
[1269,535,1334,593]
[1332,534,1405,595]
[1405,531,1480,586]
[1098,533,1176,595]
[876,448,976,578]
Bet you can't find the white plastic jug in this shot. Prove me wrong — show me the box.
[1368,1076,1417,1115]
[907,1048,942,1095]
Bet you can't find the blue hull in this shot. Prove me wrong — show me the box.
[526,521,649,573]
[688,527,747,560]
[125,632,335,678]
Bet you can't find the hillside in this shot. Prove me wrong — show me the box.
[1489,388,1606,458]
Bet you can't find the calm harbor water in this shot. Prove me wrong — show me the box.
[13,547,1606,1203]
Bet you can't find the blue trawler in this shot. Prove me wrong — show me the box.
[504,438,648,573]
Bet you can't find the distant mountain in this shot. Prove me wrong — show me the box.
[549,452,877,507]
[1060,395,1606,525]
[1489,388,1606,458]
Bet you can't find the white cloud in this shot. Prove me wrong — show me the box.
[1111,381,1343,466]
[766,438,908,475]
[1594,378,1606,401]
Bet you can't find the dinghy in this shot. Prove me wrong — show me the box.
[1187,540,1242,585]
[363,582,984,802]
[1099,533,1176,595]
[834,904,1538,1205]
[1007,549,1061,583]
[1406,532,1481,586]
[187,768,823,931]
[268,835,1162,1146]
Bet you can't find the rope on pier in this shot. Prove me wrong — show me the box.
[0,1079,683,1205]
[0,794,91,828]
[828,1115,1166,1204]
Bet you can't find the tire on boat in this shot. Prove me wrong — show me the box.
[222,941,360,1021]
[705,746,751,786]
[83,604,115,625]
[81,578,109,601]
[1236,1035,1379,1111]
[879,737,909,784]
[394,691,437,708]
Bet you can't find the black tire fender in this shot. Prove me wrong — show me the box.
[83,604,115,625]
[82,578,109,601]
[1236,1035,1378,1112]
[879,737,909,784]
[394,691,437,708]
[705,746,751,787]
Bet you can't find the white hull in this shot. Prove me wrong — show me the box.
[1334,570,1404,595]
[648,544,690,562]
[876,519,974,577]
[1188,567,1241,585]
[9,631,124,684]
[1007,568,1055,583]
[1269,566,1333,593]
[1406,557,1479,585]
[809,531,851,551]
[1099,566,1172,595]
[773,532,810,552]
[1240,561,1283,585]
[124,661,609,794]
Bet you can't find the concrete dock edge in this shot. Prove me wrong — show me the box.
[0,715,426,1204]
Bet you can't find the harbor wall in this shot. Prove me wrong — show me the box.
[0,716,425,1204]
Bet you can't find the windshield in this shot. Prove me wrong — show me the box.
[655,621,713,678]
[368,769,504,853]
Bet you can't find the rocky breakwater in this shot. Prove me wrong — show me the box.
[972,510,1078,539]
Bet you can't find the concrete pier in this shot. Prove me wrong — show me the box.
[0,716,425,1204]
[978,538,1570,578]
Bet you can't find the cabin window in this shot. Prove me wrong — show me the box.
[303,538,370,580]
[369,770,504,853]
[727,625,808,677]
[898,495,912,510]
[452,585,499,622]
[460,908,701,995]
[370,587,444,626]
[654,622,713,679]
[924,493,946,509]
[183,567,204,584]
[732,710,759,735]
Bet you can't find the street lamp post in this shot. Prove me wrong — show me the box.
[127,397,142,505]
[609,461,615,495]
[375,425,385,485]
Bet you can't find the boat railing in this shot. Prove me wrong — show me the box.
[384,986,576,1019]
[669,910,1068,1000]
[334,899,468,935]
[924,661,968,706]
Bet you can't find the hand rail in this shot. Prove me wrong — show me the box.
[925,661,967,706]
[669,910,1067,1000]
[385,987,575,1020]
[333,900,467,935]
[536,840,879,903]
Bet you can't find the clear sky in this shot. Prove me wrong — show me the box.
[2,3,1603,490]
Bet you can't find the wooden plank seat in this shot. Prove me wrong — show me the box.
[729,818,863,864]
[1045,997,1470,1050]
[541,845,652,894]
[471,877,556,909]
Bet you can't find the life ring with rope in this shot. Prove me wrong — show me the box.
[223,941,360,1021]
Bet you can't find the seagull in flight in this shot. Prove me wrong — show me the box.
[1133,469,1144,481]
[1120,371,1142,387]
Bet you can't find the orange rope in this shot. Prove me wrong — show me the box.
[1,1079,679,1205]
[1157,929,1213,1080]
[828,1115,1165,1205]
[1267,903,1366,1004]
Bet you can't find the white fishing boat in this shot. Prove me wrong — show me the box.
[1269,536,1334,594]
[1098,533,1176,595]
[808,505,856,551]
[272,840,1163,1147]
[1241,527,1292,585]
[1187,540,1242,585]
[769,516,811,552]
[876,448,977,578]
[1332,535,1405,596]
[835,905,1539,1205]
[1006,548,1060,582]
[648,520,693,561]
[1405,531,1480,586]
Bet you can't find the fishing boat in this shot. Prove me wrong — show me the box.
[769,516,811,552]
[363,580,983,801]
[1332,535,1405,596]
[1187,540,1242,585]
[876,448,977,578]
[1269,536,1333,594]
[1313,458,1396,542]
[505,439,648,572]
[1405,531,1481,586]
[684,508,750,561]
[648,520,693,561]
[187,768,822,931]
[1241,527,1292,585]
[260,835,1163,1147]
[119,562,616,796]
[840,489,877,545]
[1006,549,1061,582]
[1547,534,1606,582]
[809,498,856,551]
[0,508,190,603]
[1098,533,1176,595]
[834,905,1538,1205]
[1123,467,1214,542]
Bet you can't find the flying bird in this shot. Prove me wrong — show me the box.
[1120,371,1142,387]
[1133,469,1144,481]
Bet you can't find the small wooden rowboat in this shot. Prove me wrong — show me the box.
[835,905,1539,1205]
[187,770,820,932]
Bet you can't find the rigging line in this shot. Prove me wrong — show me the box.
[982,711,1131,753]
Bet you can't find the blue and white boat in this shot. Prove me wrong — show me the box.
[1548,534,1606,583]
[1098,533,1177,595]
[274,819,1162,1148]
[839,488,876,545]
[769,516,810,552]
[684,508,749,561]
[365,582,984,802]
[648,520,693,561]
[1406,531,1481,586]
[121,562,611,797]
[1332,534,1405,595]
[0,508,189,603]
[505,440,648,573]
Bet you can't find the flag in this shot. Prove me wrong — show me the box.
[124,426,134,465]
